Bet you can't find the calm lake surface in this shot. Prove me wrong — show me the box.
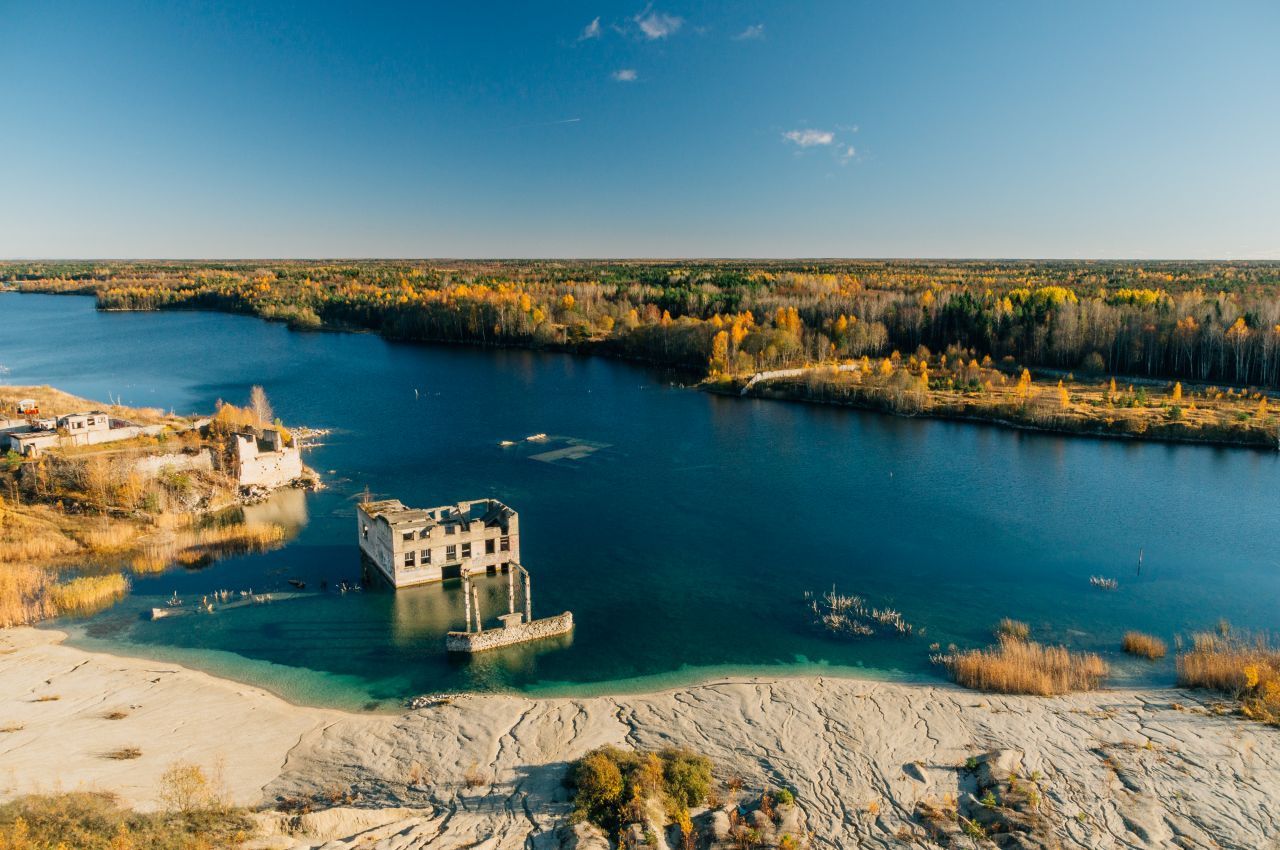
[3,292,1278,709]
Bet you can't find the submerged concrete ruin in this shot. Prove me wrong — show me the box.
[445,563,573,653]
[356,496,572,652]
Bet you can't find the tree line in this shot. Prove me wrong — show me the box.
[7,259,1280,388]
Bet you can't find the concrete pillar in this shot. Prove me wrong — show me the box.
[463,576,472,633]
[523,566,532,622]
[472,583,483,632]
[507,566,515,615]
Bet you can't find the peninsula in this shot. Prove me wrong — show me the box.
[0,385,316,627]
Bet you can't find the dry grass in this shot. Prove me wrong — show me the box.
[0,385,173,426]
[48,573,130,617]
[0,497,285,623]
[1122,631,1167,660]
[942,638,1109,695]
[995,618,1031,641]
[1177,632,1280,725]
[0,564,56,627]
[0,790,255,849]
[75,522,140,552]
[102,746,143,760]
[0,505,80,564]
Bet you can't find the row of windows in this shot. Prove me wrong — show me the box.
[401,523,462,542]
[401,536,511,568]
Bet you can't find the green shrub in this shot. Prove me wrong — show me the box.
[567,746,713,834]
[660,748,712,809]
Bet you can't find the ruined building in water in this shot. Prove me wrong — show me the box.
[356,497,572,652]
[356,498,519,588]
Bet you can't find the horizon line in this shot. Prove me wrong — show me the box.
[2,256,1279,264]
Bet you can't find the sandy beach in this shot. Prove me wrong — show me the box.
[1,627,1277,849]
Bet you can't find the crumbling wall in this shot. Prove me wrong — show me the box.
[237,446,303,488]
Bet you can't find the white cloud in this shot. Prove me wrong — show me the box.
[782,129,835,148]
[634,7,683,39]
[733,23,765,40]
[612,68,638,82]
[839,145,857,164]
[580,17,602,40]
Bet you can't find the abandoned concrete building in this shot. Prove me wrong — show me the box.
[356,498,520,589]
[231,427,303,488]
[2,409,164,457]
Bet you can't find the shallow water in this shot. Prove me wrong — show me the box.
[3,293,1277,710]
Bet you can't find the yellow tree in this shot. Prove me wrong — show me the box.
[709,331,729,376]
[1171,382,1182,402]
[1015,369,1032,400]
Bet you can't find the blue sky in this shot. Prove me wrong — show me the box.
[2,1,1278,259]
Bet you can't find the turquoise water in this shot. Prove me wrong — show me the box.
[3,292,1278,710]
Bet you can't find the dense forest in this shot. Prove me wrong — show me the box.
[6,260,1280,389]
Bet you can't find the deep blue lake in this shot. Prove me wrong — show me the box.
[2,292,1277,709]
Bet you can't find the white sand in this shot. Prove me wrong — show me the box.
[2,627,1277,849]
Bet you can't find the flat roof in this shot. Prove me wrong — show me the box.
[360,497,514,528]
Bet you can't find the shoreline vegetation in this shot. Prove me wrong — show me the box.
[5,258,1280,450]
[2,627,1279,849]
[0,385,313,627]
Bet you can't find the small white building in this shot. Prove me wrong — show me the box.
[357,498,520,588]
[3,410,164,456]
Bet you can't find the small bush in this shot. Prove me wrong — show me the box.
[103,746,142,760]
[158,761,221,813]
[1122,631,1167,660]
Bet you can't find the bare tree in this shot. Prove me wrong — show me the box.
[248,386,274,427]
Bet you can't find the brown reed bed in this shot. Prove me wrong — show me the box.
[1122,631,1167,660]
[937,637,1109,696]
[1177,631,1280,725]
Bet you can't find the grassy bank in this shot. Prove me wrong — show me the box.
[0,387,302,627]
[713,357,1279,449]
